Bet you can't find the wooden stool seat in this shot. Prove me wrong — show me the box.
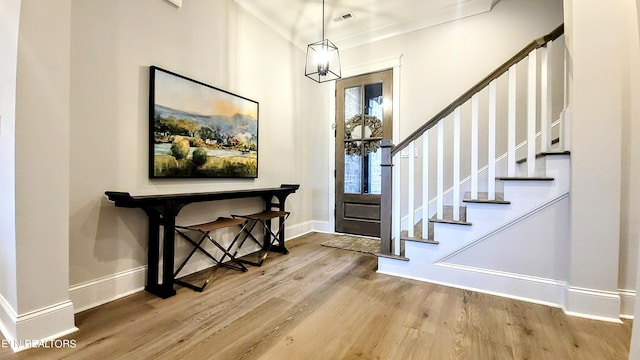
[237,210,290,221]
[174,217,248,292]
[182,217,246,232]
[230,210,291,266]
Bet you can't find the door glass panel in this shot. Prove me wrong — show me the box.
[364,140,382,194]
[344,141,361,194]
[365,83,383,132]
[343,82,386,195]
[344,86,362,139]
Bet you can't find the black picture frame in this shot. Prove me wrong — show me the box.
[149,66,259,178]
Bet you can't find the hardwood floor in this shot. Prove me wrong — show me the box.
[0,232,632,359]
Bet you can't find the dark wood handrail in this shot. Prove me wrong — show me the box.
[391,24,564,156]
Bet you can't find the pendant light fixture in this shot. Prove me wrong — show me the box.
[305,0,341,83]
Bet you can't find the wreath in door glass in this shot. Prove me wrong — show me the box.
[344,114,383,156]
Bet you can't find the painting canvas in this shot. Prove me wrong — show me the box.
[149,66,258,178]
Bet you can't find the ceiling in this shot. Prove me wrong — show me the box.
[233,0,500,51]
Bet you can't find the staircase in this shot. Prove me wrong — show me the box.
[377,25,571,305]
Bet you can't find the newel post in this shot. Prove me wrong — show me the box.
[380,140,394,255]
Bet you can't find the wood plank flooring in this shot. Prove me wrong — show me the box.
[0,232,632,359]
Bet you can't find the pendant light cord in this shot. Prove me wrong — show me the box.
[322,0,325,41]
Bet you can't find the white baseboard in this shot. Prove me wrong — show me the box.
[565,286,623,323]
[378,258,631,322]
[286,220,315,239]
[381,261,567,309]
[619,289,636,319]
[0,293,77,352]
[311,220,332,233]
[69,266,147,314]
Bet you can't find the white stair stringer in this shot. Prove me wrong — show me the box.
[377,154,571,308]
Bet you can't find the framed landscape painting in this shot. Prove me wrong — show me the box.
[149,66,258,178]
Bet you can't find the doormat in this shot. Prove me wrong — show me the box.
[321,235,380,255]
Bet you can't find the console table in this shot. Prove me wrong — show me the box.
[104,184,300,298]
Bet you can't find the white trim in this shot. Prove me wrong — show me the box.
[0,294,77,352]
[328,82,336,234]
[284,220,314,240]
[342,55,402,79]
[70,267,146,313]
[312,220,332,233]
[619,289,636,319]
[0,293,17,344]
[378,260,630,323]
[377,261,565,310]
[564,286,623,323]
[435,263,566,306]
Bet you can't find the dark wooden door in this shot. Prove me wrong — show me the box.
[335,70,393,237]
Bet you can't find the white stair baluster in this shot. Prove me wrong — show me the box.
[453,108,461,220]
[471,94,479,199]
[508,65,517,177]
[408,141,415,238]
[527,48,537,176]
[562,43,570,151]
[488,80,497,200]
[393,152,401,256]
[541,42,552,152]
[422,132,429,239]
[437,121,444,219]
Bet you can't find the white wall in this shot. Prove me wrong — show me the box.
[68,0,323,295]
[627,0,640,354]
[15,0,72,315]
[564,0,625,319]
[0,0,20,319]
[0,0,77,349]
[621,0,640,310]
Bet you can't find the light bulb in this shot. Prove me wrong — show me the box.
[314,44,330,76]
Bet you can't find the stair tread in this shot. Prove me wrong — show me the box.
[429,206,472,225]
[497,176,555,181]
[400,226,437,243]
[375,252,410,261]
[463,192,510,204]
[516,150,571,164]
[400,236,439,245]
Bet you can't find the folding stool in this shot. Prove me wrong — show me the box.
[174,217,248,292]
[230,210,290,266]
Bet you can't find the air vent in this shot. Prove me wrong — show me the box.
[333,12,354,22]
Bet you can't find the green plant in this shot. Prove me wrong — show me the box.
[192,147,208,168]
[170,137,190,160]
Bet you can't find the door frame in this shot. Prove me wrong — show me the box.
[327,55,402,234]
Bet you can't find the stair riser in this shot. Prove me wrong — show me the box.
[516,156,547,177]
[543,155,571,189]
[465,203,512,225]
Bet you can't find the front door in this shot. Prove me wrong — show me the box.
[335,69,393,237]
